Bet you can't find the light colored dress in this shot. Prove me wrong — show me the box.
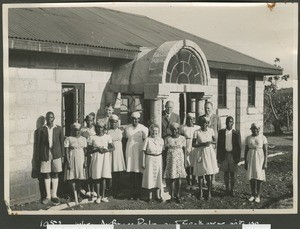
[125,124,148,173]
[181,124,200,167]
[81,125,96,178]
[108,128,126,172]
[164,135,187,179]
[89,134,113,179]
[142,137,164,189]
[193,128,219,176]
[246,134,268,181]
[64,136,87,180]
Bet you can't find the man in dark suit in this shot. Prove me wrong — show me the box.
[217,116,241,196]
[162,101,180,138]
[37,111,64,204]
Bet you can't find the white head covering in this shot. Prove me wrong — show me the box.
[131,111,141,118]
[109,114,119,122]
[71,122,81,130]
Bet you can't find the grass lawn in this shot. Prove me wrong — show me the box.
[11,134,294,211]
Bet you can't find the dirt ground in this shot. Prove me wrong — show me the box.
[11,133,294,211]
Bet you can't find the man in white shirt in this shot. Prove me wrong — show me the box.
[217,116,241,196]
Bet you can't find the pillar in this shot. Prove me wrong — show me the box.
[149,98,163,136]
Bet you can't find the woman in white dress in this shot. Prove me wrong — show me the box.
[244,123,268,203]
[181,113,200,191]
[89,121,115,203]
[108,114,126,197]
[142,124,164,203]
[64,123,87,204]
[124,111,148,200]
[192,117,218,200]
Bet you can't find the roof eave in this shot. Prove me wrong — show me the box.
[208,61,283,75]
[9,38,138,60]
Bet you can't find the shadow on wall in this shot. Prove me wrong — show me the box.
[31,116,46,201]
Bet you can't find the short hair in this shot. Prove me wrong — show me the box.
[165,101,174,107]
[46,111,54,117]
[226,116,234,123]
[149,123,160,133]
[204,101,213,107]
[105,102,114,108]
[199,116,209,125]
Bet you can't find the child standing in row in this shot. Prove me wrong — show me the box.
[81,113,97,198]
[164,122,187,204]
[89,121,115,203]
[64,123,87,204]
[142,124,164,203]
[193,117,219,200]
[108,114,126,197]
[181,113,200,191]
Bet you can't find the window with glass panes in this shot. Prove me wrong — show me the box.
[218,73,227,108]
[248,77,256,106]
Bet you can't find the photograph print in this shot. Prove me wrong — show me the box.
[3,2,297,214]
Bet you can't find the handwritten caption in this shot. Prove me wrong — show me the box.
[40,218,259,228]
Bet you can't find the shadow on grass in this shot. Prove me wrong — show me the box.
[259,192,293,209]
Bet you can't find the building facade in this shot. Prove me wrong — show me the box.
[7,7,282,204]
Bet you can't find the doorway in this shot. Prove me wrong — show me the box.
[62,83,85,136]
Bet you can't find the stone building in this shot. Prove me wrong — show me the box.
[6,7,282,204]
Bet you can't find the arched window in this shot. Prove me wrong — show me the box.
[166,48,203,84]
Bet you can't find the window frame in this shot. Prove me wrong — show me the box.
[218,73,227,108]
[248,76,256,107]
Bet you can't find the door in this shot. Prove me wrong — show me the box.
[62,83,85,136]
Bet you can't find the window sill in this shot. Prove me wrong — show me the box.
[216,107,230,117]
[247,106,258,115]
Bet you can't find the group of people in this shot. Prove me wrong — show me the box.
[36,101,268,206]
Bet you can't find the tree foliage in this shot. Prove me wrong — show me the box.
[263,59,292,134]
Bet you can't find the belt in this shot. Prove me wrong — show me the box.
[145,152,162,156]
[249,148,262,150]
[225,150,233,153]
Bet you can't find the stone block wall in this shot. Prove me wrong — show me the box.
[8,65,112,204]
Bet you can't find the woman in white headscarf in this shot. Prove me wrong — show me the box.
[124,111,149,200]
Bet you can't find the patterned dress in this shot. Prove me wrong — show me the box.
[163,135,187,179]
[89,134,113,179]
[142,137,164,189]
[108,128,126,172]
[64,136,87,180]
[245,134,268,181]
[125,124,148,173]
[193,128,219,176]
[181,124,200,167]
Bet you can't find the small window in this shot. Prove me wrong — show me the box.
[120,95,144,125]
[248,76,256,107]
[218,73,227,108]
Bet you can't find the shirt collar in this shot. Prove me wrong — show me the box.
[44,123,57,129]
[226,128,234,132]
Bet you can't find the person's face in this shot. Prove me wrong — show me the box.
[226,118,234,130]
[187,116,194,126]
[46,113,55,125]
[85,117,94,127]
[73,129,81,137]
[105,106,114,117]
[151,127,159,138]
[251,127,260,136]
[131,117,140,127]
[95,125,105,136]
[200,120,209,130]
[204,104,212,115]
[165,102,173,114]
[170,126,179,136]
[110,120,118,129]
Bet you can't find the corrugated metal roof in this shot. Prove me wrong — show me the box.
[9,7,281,73]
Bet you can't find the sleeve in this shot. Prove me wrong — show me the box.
[64,137,70,148]
[262,135,268,144]
[182,135,187,146]
[142,138,149,151]
[107,134,113,144]
[59,127,65,156]
[210,128,215,137]
[193,130,198,139]
[142,126,149,138]
[83,137,87,148]
[217,115,222,131]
